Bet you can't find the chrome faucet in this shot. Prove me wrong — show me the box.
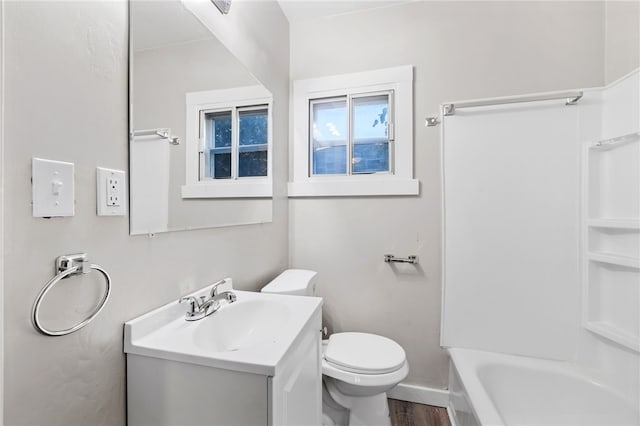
[179,280,237,321]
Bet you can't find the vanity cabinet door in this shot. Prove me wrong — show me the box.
[127,355,268,426]
[269,310,322,426]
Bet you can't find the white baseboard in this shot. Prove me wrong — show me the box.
[387,383,449,407]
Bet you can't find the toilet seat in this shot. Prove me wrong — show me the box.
[324,332,406,374]
[321,333,409,389]
[322,358,409,388]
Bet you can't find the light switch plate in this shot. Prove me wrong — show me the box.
[97,167,127,216]
[32,158,75,217]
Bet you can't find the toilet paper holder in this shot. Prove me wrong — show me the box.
[384,254,419,264]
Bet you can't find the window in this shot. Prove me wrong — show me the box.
[201,106,268,180]
[182,85,273,198]
[311,92,393,176]
[290,66,418,197]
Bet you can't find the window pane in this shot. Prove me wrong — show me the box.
[211,153,231,179]
[312,99,347,175]
[238,151,267,177]
[204,111,232,179]
[238,108,268,177]
[352,95,390,174]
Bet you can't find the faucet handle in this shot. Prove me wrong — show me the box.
[179,296,201,314]
[209,279,229,298]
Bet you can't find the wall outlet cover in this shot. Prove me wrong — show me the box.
[97,167,127,216]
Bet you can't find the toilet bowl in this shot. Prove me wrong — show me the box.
[322,332,409,426]
[262,270,409,426]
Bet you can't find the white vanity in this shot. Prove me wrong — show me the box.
[124,281,323,426]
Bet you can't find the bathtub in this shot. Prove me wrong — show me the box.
[448,348,640,426]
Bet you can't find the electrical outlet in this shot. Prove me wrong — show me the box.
[106,176,121,206]
[97,167,126,216]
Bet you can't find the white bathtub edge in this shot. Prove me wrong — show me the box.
[387,383,450,407]
[447,347,640,426]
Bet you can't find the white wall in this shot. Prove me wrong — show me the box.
[2,1,289,425]
[289,1,605,389]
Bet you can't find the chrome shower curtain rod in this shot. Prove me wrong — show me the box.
[443,90,583,116]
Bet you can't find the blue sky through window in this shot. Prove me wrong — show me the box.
[353,96,388,140]
[312,100,346,145]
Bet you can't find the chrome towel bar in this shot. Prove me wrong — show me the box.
[132,128,180,145]
[31,253,112,336]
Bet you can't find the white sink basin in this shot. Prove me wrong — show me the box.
[192,299,290,352]
[124,283,322,376]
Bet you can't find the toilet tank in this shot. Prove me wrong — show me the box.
[261,269,317,296]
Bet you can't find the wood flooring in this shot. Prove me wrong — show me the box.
[388,399,451,426]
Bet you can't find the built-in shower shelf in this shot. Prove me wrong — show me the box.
[589,131,640,150]
[587,218,640,230]
[588,252,640,269]
[583,132,640,354]
[585,321,640,352]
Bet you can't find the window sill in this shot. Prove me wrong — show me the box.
[182,181,272,199]
[288,178,419,197]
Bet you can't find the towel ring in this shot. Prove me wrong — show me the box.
[31,253,112,336]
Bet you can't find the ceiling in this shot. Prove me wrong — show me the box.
[131,0,414,49]
[131,1,213,51]
[278,0,413,23]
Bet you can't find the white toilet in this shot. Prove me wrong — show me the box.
[262,269,409,426]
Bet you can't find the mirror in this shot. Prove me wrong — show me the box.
[129,0,272,235]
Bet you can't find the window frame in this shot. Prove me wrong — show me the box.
[182,85,273,199]
[290,66,417,197]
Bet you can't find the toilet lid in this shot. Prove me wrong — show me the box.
[324,332,406,374]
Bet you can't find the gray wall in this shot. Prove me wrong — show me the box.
[605,0,640,84]
[289,1,605,389]
[2,1,289,425]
